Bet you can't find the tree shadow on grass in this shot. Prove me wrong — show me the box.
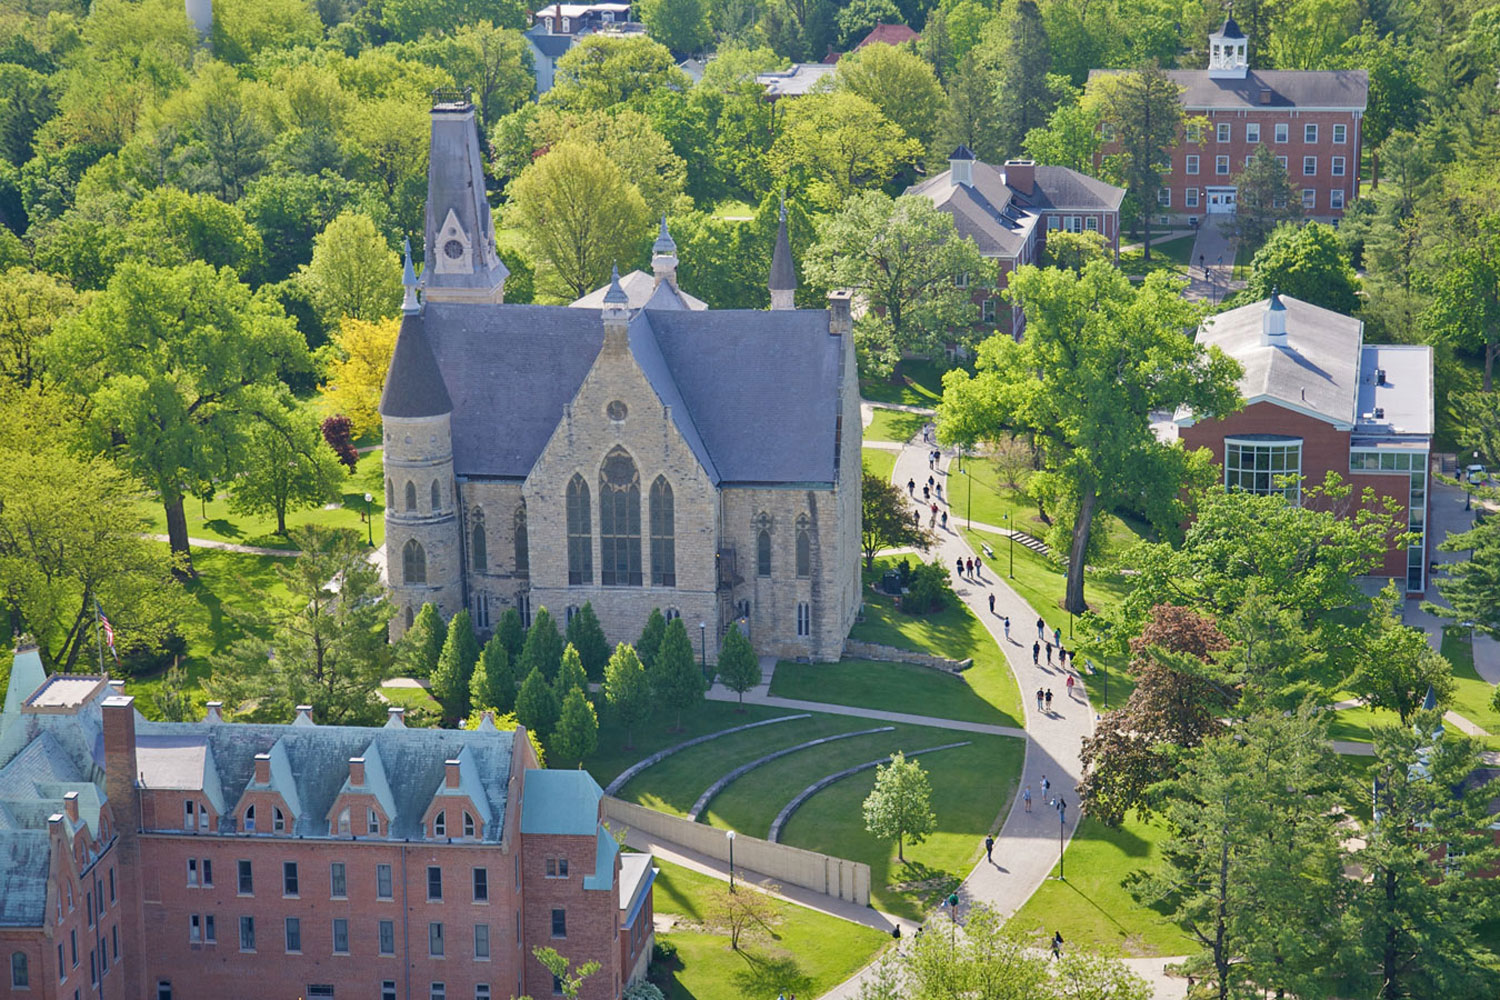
[202,518,243,539]
[729,949,812,998]
[886,860,961,913]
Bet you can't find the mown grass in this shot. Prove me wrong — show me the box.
[864,406,930,444]
[860,359,946,407]
[650,860,890,1000]
[769,658,1013,726]
[1119,234,1197,278]
[1443,628,1500,738]
[862,447,896,483]
[946,457,1147,556]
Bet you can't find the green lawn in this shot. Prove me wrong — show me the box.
[380,683,442,718]
[860,359,946,407]
[862,447,896,483]
[848,557,1024,729]
[1007,813,1193,957]
[585,701,792,790]
[948,457,1147,556]
[1325,702,1401,745]
[864,406,930,444]
[650,860,890,1000]
[1443,628,1500,738]
[770,658,1012,727]
[711,199,755,220]
[140,448,388,551]
[1119,234,1196,278]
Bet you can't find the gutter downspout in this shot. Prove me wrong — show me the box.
[402,844,411,1000]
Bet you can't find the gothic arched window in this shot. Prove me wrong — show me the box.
[599,448,642,586]
[757,529,772,577]
[386,478,394,509]
[431,480,441,512]
[566,475,592,585]
[11,951,29,989]
[514,504,529,576]
[404,481,417,512]
[470,508,487,572]
[650,476,675,587]
[403,539,427,585]
[405,605,414,629]
[796,515,812,578]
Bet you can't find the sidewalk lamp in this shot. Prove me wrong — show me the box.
[1467,451,1479,511]
[699,621,707,678]
[363,492,373,546]
[1052,797,1068,880]
[726,829,736,892]
[1002,513,1014,578]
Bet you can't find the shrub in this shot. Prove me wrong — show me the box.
[624,981,666,1000]
[902,559,954,615]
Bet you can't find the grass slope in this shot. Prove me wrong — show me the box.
[860,359,945,407]
[861,447,896,483]
[769,658,1012,726]
[863,407,930,444]
[1443,628,1500,739]
[650,860,889,1000]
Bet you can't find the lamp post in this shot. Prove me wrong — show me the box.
[965,462,972,532]
[363,492,373,546]
[1467,451,1479,512]
[1052,796,1067,880]
[1003,513,1014,578]
[726,829,736,892]
[699,621,707,680]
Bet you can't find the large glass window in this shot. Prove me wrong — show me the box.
[757,529,772,577]
[470,509,487,572]
[1225,437,1302,500]
[599,448,642,586]
[403,539,427,585]
[795,516,811,578]
[566,476,591,585]
[514,504,529,576]
[649,477,675,587]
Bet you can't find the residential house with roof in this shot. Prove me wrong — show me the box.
[1090,17,1368,222]
[1175,293,1434,593]
[906,146,1127,336]
[524,2,647,94]
[0,644,656,1000]
[379,93,862,663]
[756,62,837,98]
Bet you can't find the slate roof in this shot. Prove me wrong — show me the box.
[1217,16,1244,39]
[1089,68,1368,110]
[521,769,603,836]
[770,202,797,291]
[524,27,575,58]
[380,311,453,418]
[570,269,707,311]
[411,301,841,485]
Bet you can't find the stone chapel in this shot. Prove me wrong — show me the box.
[378,92,862,663]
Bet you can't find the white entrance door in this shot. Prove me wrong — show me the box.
[1206,187,1237,214]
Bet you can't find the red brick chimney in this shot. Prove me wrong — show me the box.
[445,759,462,789]
[1004,159,1036,196]
[253,753,271,785]
[63,790,80,825]
[349,758,366,787]
[101,694,146,998]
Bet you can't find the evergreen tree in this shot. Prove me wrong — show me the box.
[861,751,936,862]
[651,617,703,730]
[1091,64,1189,260]
[1429,508,1500,640]
[1230,145,1302,248]
[496,607,526,662]
[554,644,589,703]
[637,608,667,670]
[990,0,1054,159]
[934,52,1001,164]
[565,602,611,681]
[551,686,600,766]
[520,606,564,680]
[469,634,516,715]
[430,609,480,720]
[515,665,560,738]
[715,623,761,706]
[603,643,652,748]
[398,602,447,679]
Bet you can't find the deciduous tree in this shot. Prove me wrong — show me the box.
[861,472,931,567]
[862,750,936,862]
[1231,145,1302,248]
[551,685,599,765]
[835,43,945,151]
[652,617,703,730]
[0,267,79,390]
[708,880,782,950]
[767,91,922,213]
[565,602,611,680]
[470,634,517,714]
[603,643,652,747]
[1040,229,1108,271]
[515,665,560,738]
[715,623,761,705]
[1022,96,1104,174]
[319,316,399,437]
[298,210,401,325]
[227,408,345,535]
[544,36,688,112]
[1354,586,1455,724]
[639,0,712,54]
[1243,221,1361,316]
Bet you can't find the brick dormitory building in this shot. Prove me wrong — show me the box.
[0,646,656,1000]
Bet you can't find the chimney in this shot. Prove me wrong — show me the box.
[204,701,223,724]
[293,705,314,726]
[63,790,80,825]
[386,706,407,729]
[253,753,271,785]
[1376,368,1387,386]
[651,216,678,289]
[1004,159,1035,196]
[554,1,562,32]
[827,289,853,336]
[1261,289,1287,345]
[445,759,462,789]
[478,710,498,732]
[949,145,975,187]
[348,757,366,788]
[108,679,125,693]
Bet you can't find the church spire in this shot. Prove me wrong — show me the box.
[422,87,508,304]
[769,195,797,311]
[401,238,420,314]
[652,216,678,289]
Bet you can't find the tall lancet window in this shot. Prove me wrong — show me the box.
[599,448,642,586]
[403,539,427,585]
[514,504,529,576]
[470,508,487,572]
[650,477,675,587]
[566,476,592,585]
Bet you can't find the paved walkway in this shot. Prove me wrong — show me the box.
[1185,218,1238,302]
[706,675,1025,738]
[147,534,300,557]
[1405,480,1500,676]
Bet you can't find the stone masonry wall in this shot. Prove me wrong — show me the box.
[384,412,463,640]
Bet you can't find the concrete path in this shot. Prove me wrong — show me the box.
[1407,481,1500,678]
[381,677,431,689]
[860,400,938,430]
[705,681,1026,738]
[1185,219,1237,303]
[147,534,300,557]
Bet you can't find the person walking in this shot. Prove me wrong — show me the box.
[1036,617,1045,640]
[1051,931,1063,960]
[935,481,943,501]
[1058,646,1068,668]
[955,557,965,578]
[1066,673,1076,698]
[941,511,948,530]
[1045,643,1053,666]
[1032,642,1040,666]
[928,475,935,490]
[1023,785,1032,812]
[1045,689,1053,711]
[984,834,994,863]
[1001,613,1009,637]
[1053,626,1062,647]
[923,485,930,501]
[1040,775,1050,798]
[929,504,938,528]
[1035,687,1044,711]
[907,478,915,496]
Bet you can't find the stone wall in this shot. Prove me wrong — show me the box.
[841,640,973,674]
[600,797,870,906]
[384,412,463,639]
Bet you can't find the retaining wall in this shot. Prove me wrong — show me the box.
[842,640,972,673]
[601,796,871,906]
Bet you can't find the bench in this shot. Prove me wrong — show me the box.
[981,544,994,559]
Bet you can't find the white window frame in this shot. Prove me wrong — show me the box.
[1185,154,1199,175]
[1157,187,1171,206]
[1333,123,1347,143]
[1303,156,1317,176]
[1215,155,1230,175]
[1246,123,1260,143]
[981,298,996,323]
[1274,123,1289,143]
[1186,123,1202,143]
[1185,188,1200,208]
[1330,188,1345,210]
[1216,122,1231,143]
[1084,216,1098,231]
[1277,155,1288,169]
[1304,123,1318,143]
[1301,189,1316,209]
[1331,156,1345,177]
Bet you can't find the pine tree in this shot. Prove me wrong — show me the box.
[603,643,652,748]
[520,606,564,680]
[651,617,703,731]
[515,665,559,739]
[469,635,516,715]
[496,607,526,662]
[1430,512,1500,640]
[430,609,481,719]
[554,644,589,703]
[1231,145,1302,248]
[637,607,667,670]
[715,623,761,707]
[551,686,599,766]
[990,0,1053,159]
[1092,64,1189,260]
[861,751,936,862]
[934,51,1001,164]
[565,602,611,680]
[398,602,446,679]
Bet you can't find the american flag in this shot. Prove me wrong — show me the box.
[96,603,118,662]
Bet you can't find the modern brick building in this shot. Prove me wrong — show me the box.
[906,146,1126,336]
[1091,18,1368,225]
[382,91,862,664]
[0,647,656,1000]
[1175,293,1434,593]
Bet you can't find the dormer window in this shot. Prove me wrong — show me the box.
[273,808,286,833]
[433,209,473,275]
[368,808,380,835]
[463,812,475,838]
[337,808,351,835]
[434,811,446,838]
[244,805,256,832]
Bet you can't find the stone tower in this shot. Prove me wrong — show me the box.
[769,197,797,310]
[380,246,463,639]
[423,88,508,305]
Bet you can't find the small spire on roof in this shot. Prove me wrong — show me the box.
[769,194,797,308]
[603,264,628,305]
[1268,285,1285,309]
[402,238,420,314]
[653,215,676,255]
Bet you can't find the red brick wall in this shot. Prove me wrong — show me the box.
[520,832,621,1000]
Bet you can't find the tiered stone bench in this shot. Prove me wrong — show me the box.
[603,714,810,796]
[685,727,896,821]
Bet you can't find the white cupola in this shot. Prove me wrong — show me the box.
[1207,14,1249,79]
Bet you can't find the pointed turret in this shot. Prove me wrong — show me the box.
[769,197,797,311]
[422,88,508,304]
[602,265,630,349]
[380,312,452,418]
[401,238,420,314]
[652,216,678,289]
